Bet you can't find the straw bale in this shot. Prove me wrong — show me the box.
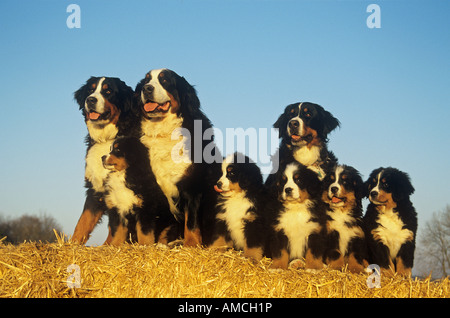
[0,236,448,298]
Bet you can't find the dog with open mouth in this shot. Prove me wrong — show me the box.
[135,68,221,246]
[321,164,368,272]
[363,167,417,276]
[207,152,269,261]
[266,102,340,189]
[72,76,139,244]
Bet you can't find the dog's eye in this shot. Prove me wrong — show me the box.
[281,175,287,182]
[293,174,300,181]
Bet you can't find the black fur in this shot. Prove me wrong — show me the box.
[103,136,182,244]
[266,102,340,187]
[72,77,138,244]
[322,165,368,272]
[135,69,221,245]
[363,167,417,274]
[267,161,327,269]
[206,153,269,261]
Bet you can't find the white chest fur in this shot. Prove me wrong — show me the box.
[140,115,191,217]
[276,200,320,259]
[84,123,119,193]
[104,171,142,219]
[216,192,255,250]
[292,146,324,179]
[372,209,414,260]
[327,209,363,255]
[85,141,113,193]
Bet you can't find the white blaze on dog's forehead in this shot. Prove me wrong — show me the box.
[372,170,383,192]
[86,77,106,113]
[144,69,170,104]
[329,165,344,193]
[283,163,300,199]
[287,103,304,136]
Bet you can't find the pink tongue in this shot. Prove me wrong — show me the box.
[291,135,301,141]
[89,112,100,120]
[214,185,223,193]
[144,102,159,112]
[332,197,342,203]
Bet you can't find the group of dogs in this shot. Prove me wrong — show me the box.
[71,68,418,276]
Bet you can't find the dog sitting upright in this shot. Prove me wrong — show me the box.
[322,165,368,272]
[208,152,268,262]
[102,136,181,245]
[363,167,417,276]
[267,102,340,186]
[269,161,326,270]
[72,77,139,244]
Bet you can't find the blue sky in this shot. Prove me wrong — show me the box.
[0,0,449,246]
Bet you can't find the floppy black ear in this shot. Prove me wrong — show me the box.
[176,75,201,115]
[392,169,415,202]
[117,79,135,114]
[321,109,340,139]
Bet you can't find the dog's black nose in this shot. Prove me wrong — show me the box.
[216,181,223,188]
[101,155,107,163]
[143,84,154,94]
[289,120,299,129]
[370,190,378,199]
[331,186,339,194]
[285,187,293,194]
[86,96,97,107]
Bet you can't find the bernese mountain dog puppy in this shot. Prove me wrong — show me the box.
[269,161,326,270]
[102,136,181,245]
[363,167,417,276]
[207,153,268,261]
[72,77,138,244]
[322,165,368,272]
[267,102,340,185]
[135,68,220,246]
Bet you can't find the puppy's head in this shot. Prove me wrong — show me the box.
[277,162,322,203]
[102,136,147,172]
[322,165,363,210]
[365,167,414,209]
[214,153,262,198]
[273,102,340,148]
[74,77,134,127]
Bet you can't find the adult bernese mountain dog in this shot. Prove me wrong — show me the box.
[363,167,417,276]
[72,76,138,244]
[207,153,268,261]
[135,68,220,246]
[102,136,182,245]
[322,165,368,272]
[267,102,340,185]
[268,161,326,270]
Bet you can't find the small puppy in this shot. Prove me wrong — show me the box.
[269,161,326,269]
[363,167,417,276]
[322,165,368,272]
[209,153,267,261]
[102,136,182,245]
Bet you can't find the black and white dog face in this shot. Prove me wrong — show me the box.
[74,77,134,126]
[365,167,415,210]
[277,162,322,203]
[214,153,262,198]
[273,102,340,148]
[322,165,363,210]
[136,68,202,119]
